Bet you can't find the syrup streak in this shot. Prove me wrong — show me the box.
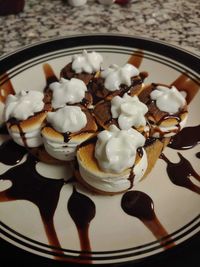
[43,63,58,85]
[127,50,144,68]
[0,73,15,103]
[161,153,200,195]
[171,72,200,104]
[121,191,175,249]
[0,139,27,165]
[67,186,96,264]
[0,154,65,256]
[168,124,200,150]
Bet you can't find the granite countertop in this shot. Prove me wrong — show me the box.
[0,0,200,57]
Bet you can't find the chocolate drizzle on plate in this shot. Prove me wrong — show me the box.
[0,153,65,253]
[171,73,200,104]
[0,72,15,103]
[121,190,175,249]
[196,152,200,159]
[67,186,96,263]
[0,123,8,135]
[43,63,59,86]
[161,153,200,194]
[168,125,200,150]
[127,50,144,68]
[0,139,27,165]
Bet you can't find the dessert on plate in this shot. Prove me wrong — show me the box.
[41,105,97,161]
[89,63,148,103]
[139,83,188,138]
[76,125,148,195]
[60,50,103,86]
[3,90,51,148]
[2,49,189,195]
[93,93,149,137]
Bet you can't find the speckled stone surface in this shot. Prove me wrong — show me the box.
[0,0,200,57]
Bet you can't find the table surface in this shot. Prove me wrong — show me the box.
[0,0,199,266]
[0,0,200,57]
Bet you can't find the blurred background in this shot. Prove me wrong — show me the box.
[0,0,200,56]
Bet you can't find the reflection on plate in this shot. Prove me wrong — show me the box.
[0,34,199,265]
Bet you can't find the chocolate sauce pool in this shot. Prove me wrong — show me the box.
[0,139,27,165]
[196,152,200,159]
[168,125,200,150]
[121,191,175,249]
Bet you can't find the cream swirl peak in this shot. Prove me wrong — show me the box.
[111,93,148,130]
[46,106,87,133]
[101,63,140,91]
[49,78,87,109]
[4,90,44,121]
[150,85,186,113]
[95,125,145,173]
[72,50,103,74]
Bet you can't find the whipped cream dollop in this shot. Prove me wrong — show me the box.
[101,63,140,91]
[4,90,44,121]
[72,50,103,74]
[95,125,145,173]
[111,93,148,130]
[150,85,186,113]
[49,78,87,109]
[47,106,87,133]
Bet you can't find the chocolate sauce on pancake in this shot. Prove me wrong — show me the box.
[168,125,200,150]
[161,153,200,194]
[7,118,28,147]
[121,190,175,249]
[60,62,94,85]
[145,137,157,147]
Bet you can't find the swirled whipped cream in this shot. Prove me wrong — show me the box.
[4,90,44,121]
[49,78,87,109]
[101,63,139,91]
[47,106,87,133]
[150,85,186,113]
[111,93,148,130]
[95,125,145,173]
[72,50,103,74]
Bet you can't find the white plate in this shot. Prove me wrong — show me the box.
[0,34,199,265]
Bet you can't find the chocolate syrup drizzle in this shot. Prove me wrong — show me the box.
[161,153,200,194]
[67,186,95,263]
[0,154,65,253]
[0,139,27,165]
[196,152,200,159]
[168,124,200,150]
[0,123,8,135]
[121,191,175,249]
